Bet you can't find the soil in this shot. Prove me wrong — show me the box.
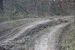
[0,16,73,50]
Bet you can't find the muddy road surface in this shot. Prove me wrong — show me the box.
[28,22,73,50]
[0,16,73,50]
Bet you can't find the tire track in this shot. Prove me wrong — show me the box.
[28,21,73,50]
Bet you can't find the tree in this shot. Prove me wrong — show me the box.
[74,0,75,24]
[0,0,3,14]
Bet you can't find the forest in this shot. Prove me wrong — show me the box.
[0,0,75,22]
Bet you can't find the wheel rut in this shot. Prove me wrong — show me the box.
[0,16,73,50]
[28,21,73,50]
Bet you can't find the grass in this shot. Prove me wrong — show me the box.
[0,25,5,28]
[61,23,75,50]
[43,26,51,30]
[68,18,72,20]
[8,20,25,26]
[27,14,39,18]
[15,46,25,50]
[0,20,30,29]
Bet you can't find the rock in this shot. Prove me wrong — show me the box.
[50,18,53,20]
[63,20,68,22]
[58,19,63,22]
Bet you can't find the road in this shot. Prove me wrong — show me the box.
[28,22,73,50]
[0,16,73,50]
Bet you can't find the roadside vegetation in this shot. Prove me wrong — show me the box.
[61,23,75,50]
[0,14,48,22]
[0,20,31,29]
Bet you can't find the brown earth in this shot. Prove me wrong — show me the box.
[0,16,73,50]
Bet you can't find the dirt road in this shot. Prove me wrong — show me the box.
[0,16,73,50]
[28,22,73,50]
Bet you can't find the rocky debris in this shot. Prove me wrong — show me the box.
[56,19,68,24]
[63,20,68,22]
[0,35,32,50]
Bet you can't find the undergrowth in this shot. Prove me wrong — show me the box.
[61,23,75,50]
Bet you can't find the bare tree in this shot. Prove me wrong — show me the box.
[0,0,3,15]
[74,0,75,24]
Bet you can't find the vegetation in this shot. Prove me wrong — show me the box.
[0,25,4,28]
[67,17,73,21]
[0,0,75,22]
[0,20,31,29]
[61,23,75,50]
[43,26,51,30]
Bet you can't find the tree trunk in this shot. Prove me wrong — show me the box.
[0,0,3,15]
[74,0,75,24]
[48,0,50,13]
[14,2,29,14]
